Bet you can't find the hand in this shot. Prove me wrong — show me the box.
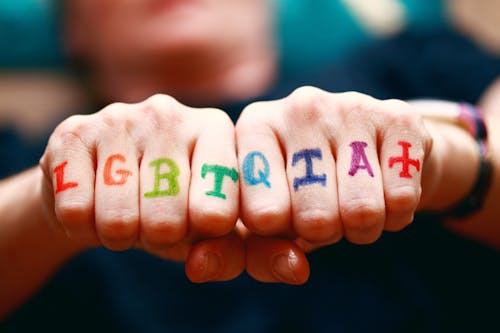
[39,94,310,284]
[236,87,433,259]
[40,94,246,281]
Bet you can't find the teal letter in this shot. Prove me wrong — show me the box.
[242,151,271,188]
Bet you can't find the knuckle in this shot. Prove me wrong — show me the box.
[381,108,401,127]
[55,114,88,133]
[192,108,235,139]
[385,186,421,214]
[99,102,129,118]
[144,93,178,108]
[236,101,275,136]
[141,216,187,244]
[341,198,385,231]
[102,101,130,113]
[97,212,139,242]
[51,115,91,146]
[382,99,412,112]
[284,86,330,124]
[337,100,375,130]
[289,86,325,103]
[99,103,129,129]
[381,100,421,129]
[142,95,177,116]
[294,208,339,242]
[341,91,372,102]
[200,107,233,126]
[142,94,182,121]
[55,198,93,226]
[190,207,237,237]
[99,96,188,139]
[242,204,289,235]
[334,91,375,120]
[240,100,270,117]
[137,97,187,140]
[135,94,180,121]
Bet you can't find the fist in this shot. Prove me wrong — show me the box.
[236,87,433,250]
[40,94,244,281]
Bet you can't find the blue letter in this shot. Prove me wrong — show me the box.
[242,151,271,188]
[291,148,326,191]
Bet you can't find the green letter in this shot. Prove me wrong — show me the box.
[144,158,180,198]
[201,164,238,199]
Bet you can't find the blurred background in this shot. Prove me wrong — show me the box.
[2,1,500,332]
[1,0,500,134]
[2,0,500,189]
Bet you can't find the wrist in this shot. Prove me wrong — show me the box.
[2,167,87,261]
[413,102,482,212]
[0,167,84,318]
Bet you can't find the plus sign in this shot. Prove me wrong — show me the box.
[388,141,420,178]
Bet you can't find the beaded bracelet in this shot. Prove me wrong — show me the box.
[417,102,493,218]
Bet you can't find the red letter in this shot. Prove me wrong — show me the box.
[388,141,420,178]
[54,161,78,194]
[103,154,132,185]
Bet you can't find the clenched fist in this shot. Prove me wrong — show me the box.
[39,94,310,284]
[236,87,433,266]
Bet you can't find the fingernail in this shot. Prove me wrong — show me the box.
[272,253,298,283]
[202,252,222,281]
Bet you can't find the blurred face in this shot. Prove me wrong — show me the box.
[66,0,276,105]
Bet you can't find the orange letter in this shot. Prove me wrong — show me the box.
[104,154,132,185]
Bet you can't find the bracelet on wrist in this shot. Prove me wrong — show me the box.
[419,102,493,218]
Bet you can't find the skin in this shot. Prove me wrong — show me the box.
[440,78,500,248]
[0,94,310,318]
[39,95,259,276]
[4,82,500,317]
[0,0,283,318]
[236,83,500,255]
[2,0,500,321]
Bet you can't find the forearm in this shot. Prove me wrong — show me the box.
[417,114,480,212]
[0,167,83,319]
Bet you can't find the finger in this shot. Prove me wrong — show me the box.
[236,102,292,236]
[41,114,98,246]
[281,88,342,243]
[378,100,429,231]
[94,105,140,250]
[188,108,239,238]
[185,232,245,283]
[246,236,310,285]
[335,109,385,244]
[139,96,193,250]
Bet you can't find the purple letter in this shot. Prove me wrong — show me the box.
[348,141,374,177]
